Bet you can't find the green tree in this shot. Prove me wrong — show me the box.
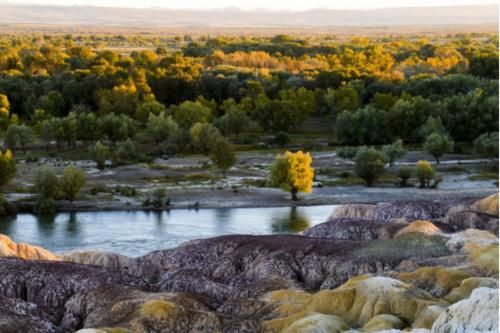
[270,151,314,201]
[190,123,222,154]
[474,132,499,161]
[89,141,111,170]
[171,100,212,129]
[60,166,85,201]
[146,113,179,144]
[114,139,138,164]
[209,138,236,176]
[135,100,166,123]
[415,160,435,188]
[98,113,137,143]
[418,116,447,141]
[354,147,387,187]
[424,133,454,164]
[332,86,359,115]
[33,166,60,214]
[216,105,251,138]
[382,139,407,167]
[4,124,33,152]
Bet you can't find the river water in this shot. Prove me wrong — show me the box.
[0,205,337,257]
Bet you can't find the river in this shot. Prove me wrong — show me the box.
[0,205,337,257]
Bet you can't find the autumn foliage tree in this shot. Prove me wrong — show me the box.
[270,151,314,201]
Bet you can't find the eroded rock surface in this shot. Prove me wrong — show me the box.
[0,195,497,333]
[431,287,499,333]
[0,234,58,260]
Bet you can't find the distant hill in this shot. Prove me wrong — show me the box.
[0,4,497,28]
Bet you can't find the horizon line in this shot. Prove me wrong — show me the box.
[1,2,498,12]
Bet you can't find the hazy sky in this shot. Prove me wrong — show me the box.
[1,0,497,10]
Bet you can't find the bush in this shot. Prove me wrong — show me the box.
[151,188,167,208]
[415,160,435,188]
[273,132,291,147]
[397,166,412,187]
[114,139,138,164]
[474,132,499,160]
[336,146,358,160]
[354,147,387,187]
[115,186,137,197]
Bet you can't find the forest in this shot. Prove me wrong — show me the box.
[0,32,498,159]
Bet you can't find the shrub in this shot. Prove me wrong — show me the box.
[336,146,358,160]
[415,160,435,188]
[354,147,387,187]
[273,132,291,147]
[474,132,499,161]
[398,166,412,187]
[152,188,167,208]
[114,139,138,164]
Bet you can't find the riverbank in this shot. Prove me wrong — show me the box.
[9,181,498,212]
[4,149,498,212]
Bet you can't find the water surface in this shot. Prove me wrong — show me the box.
[0,205,336,257]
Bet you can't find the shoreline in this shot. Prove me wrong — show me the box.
[9,185,498,213]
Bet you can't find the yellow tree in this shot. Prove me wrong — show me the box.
[270,151,314,201]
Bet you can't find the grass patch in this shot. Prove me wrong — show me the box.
[437,165,467,173]
[241,178,268,187]
[468,171,499,181]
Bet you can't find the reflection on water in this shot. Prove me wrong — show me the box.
[0,205,336,257]
[271,207,310,233]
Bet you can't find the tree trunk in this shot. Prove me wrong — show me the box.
[291,188,298,201]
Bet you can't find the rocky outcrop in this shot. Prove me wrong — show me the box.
[431,287,499,333]
[471,193,499,216]
[0,258,147,332]
[302,218,407,240]
[330,196,499,234]
[444,228,498,252]
[0,234,58,260]
[395,267,470,297]
[330,201,455,222]
[444,277,498,303]
[395,221,441,237]
[0,195,497,333]
[264,275,445,330]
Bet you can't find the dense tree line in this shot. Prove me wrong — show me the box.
[0,33,498,156]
